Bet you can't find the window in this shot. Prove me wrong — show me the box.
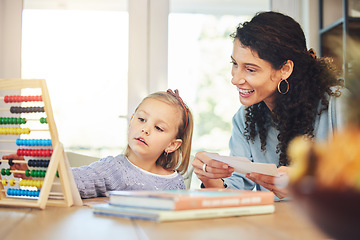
[168,1,270,154]
[21,1,128,157]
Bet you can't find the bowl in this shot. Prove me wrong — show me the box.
[290,176,360,240]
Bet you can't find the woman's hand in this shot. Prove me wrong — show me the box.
[192,151,234,188]
[246,166,290,199]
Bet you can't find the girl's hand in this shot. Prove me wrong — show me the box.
[192,151,235,188]
[2,154,30,179]
[246,166,290,199]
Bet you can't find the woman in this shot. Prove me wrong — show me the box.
[192,11,345,199]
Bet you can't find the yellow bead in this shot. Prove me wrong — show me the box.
[9,179,15,186]
[2,178,7,186]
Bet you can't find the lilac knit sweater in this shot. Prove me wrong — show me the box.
[72,154,185,199]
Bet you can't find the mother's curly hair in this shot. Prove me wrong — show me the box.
[231,11,343,166]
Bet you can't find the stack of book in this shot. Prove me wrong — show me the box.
[92,188,275,222]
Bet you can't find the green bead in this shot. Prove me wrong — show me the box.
[21,118,26,124]
[41,170,46,178]
[40,117,47,124]
[1,168,5,175]
[5,168,11,176]
[56,171,59,178]
[25,169,30,177]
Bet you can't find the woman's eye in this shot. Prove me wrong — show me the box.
[230,61,238,66]
[247,68,255,73]
[138,117,145,122]
[155,126,164,132]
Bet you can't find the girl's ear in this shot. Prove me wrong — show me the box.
[281,60,294,80]
[165,139,183,154]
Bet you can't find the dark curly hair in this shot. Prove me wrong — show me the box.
[231,11,343,166]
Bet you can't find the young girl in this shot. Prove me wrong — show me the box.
[6,89,193,199]
[72,89,193,198]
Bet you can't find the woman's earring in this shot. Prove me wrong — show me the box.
[278,79,289,94]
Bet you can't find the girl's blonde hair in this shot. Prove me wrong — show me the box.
[124,90,193,174]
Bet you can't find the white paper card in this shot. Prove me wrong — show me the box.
[205,153,278,176]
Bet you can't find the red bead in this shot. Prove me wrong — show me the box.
[4,96,9,103]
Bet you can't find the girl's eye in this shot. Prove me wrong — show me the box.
[155,126,164,132]
[246,68,255,73]
[230,60,238,66]
[138,117,145,122]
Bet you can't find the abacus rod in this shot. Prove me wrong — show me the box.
[0,150,53,153]
[0,139,51,143]
[0,129,50,131]
[1,189,64,196]
[0,150,17,153]
[0,139,15,143]
[0,159,30,164]
[0,109,45,112]
[1,179,61,185]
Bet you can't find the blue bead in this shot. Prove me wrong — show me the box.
[7,188,13,195]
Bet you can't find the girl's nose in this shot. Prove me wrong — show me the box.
[142,129,149,135]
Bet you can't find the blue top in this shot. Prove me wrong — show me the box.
[224,92,346,191]
[72,154,185,198]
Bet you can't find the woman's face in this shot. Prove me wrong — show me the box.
[231,39,283,111]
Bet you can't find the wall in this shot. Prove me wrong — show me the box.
[0,0,22,78]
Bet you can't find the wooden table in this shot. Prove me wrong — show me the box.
[1,198,331,240]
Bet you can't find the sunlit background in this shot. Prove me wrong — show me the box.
[20,0,270,158]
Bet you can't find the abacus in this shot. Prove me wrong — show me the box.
[0,79,81,209]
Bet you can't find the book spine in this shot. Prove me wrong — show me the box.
[174,193,274,210]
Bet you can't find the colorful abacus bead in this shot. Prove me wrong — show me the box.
[17,149,52,157]
[1,168,11,176]
[6,188,40,197]
[9,178,15,186]
[16,138,52,146]
[28,170,46,178]
[0,117,26,125]
[19,179,43,188]
[40,117,47,124]
[2,178,7,186]
[0,127,30,135]
[27,159,50,168]
[10,106,45,114]
[8,159,14,166]
[4,95,42,103]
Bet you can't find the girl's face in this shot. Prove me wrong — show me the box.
[127,98,182,162]
[230,39,283,111]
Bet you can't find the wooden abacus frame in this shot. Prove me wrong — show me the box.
[0,79,82,209]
